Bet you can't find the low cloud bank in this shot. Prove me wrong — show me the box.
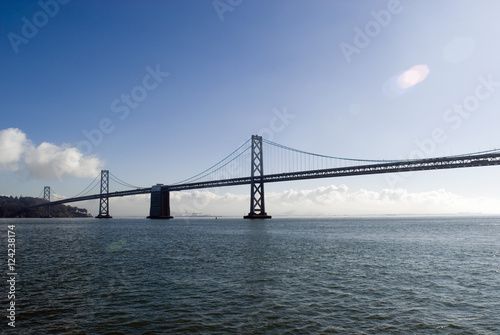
[102,185,498,217]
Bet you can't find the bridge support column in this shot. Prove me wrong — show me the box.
[147,185,173,219]
[96,170,112,218]
[244,135,271,219]
[42,186,51,218]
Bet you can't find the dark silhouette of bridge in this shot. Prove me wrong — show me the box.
[34,135,500,219]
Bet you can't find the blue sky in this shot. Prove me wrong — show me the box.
[2,0,500,216]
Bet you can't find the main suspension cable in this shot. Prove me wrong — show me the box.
[109,172,143,189]
[172,139,251,185]
[71,173,101,198]
[263,139,398,163]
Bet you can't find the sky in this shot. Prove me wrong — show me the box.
[2,0,500,217]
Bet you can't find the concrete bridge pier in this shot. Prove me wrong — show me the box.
[147,184,173,219]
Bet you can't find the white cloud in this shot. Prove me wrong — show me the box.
[24,142,102,179]
[0,128,28,172]
[171,190,247,216]
[0,128,103,180]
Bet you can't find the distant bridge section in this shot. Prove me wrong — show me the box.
[40,187,153,207]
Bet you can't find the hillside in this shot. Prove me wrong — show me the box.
[0,196,92,218]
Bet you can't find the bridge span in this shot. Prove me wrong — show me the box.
[34,136,500,219]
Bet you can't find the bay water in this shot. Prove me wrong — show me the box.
[1,216,499,334]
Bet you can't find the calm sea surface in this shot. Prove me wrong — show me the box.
[1,216,500,334]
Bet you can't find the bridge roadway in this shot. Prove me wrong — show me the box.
[38,151,500,207]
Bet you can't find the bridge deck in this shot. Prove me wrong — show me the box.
[169,151,500,190]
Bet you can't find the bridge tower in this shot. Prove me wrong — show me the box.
[147,184,173,219]
[42,186,51,218]
[96,170,112,218]
[244,135,272,219]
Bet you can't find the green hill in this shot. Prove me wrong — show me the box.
[0,196,92,218]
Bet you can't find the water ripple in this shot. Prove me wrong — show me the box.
[5,216,500,334]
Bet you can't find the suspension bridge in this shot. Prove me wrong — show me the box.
[33,135,500,219]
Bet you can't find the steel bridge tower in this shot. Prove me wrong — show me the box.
[42,186,51,218]
[96,170,112,218]
[244,135,271,219]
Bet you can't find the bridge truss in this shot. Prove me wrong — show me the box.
[34,136,500,219]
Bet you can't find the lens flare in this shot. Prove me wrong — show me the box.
[396,65,430,90]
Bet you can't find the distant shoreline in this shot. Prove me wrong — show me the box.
[0,195,92,218]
